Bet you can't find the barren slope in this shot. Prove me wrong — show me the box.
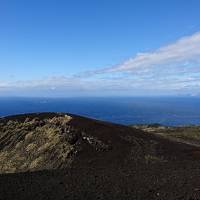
[0,113,200,200]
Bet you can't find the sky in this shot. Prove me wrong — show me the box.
[0,0,200,97]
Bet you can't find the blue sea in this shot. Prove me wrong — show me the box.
[0,97,200,126]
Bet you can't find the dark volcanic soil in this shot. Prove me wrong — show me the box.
[0,112,200,200]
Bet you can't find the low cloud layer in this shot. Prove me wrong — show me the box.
[1,32,200,96]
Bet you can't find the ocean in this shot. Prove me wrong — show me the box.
[0,97,200,126]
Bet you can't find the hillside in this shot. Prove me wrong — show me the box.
[132,124,200,147]
[0,113,200,200]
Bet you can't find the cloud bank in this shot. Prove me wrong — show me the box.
[95,31,200,74]
[1,32,200,96]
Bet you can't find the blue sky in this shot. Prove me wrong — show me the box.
[1,0,200,96]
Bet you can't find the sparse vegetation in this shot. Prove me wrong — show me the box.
[132,124,200,147]
[0,115,78,173]
[0,113,113,173]
[144,154,161,164]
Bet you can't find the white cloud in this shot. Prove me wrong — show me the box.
[108,32,200,73]
[1,32,200,96]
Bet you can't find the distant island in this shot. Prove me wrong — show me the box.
[0,112,200,200]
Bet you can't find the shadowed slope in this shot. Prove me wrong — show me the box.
[0,113,200,199]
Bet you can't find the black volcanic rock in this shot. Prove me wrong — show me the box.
[0,112,200,200]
